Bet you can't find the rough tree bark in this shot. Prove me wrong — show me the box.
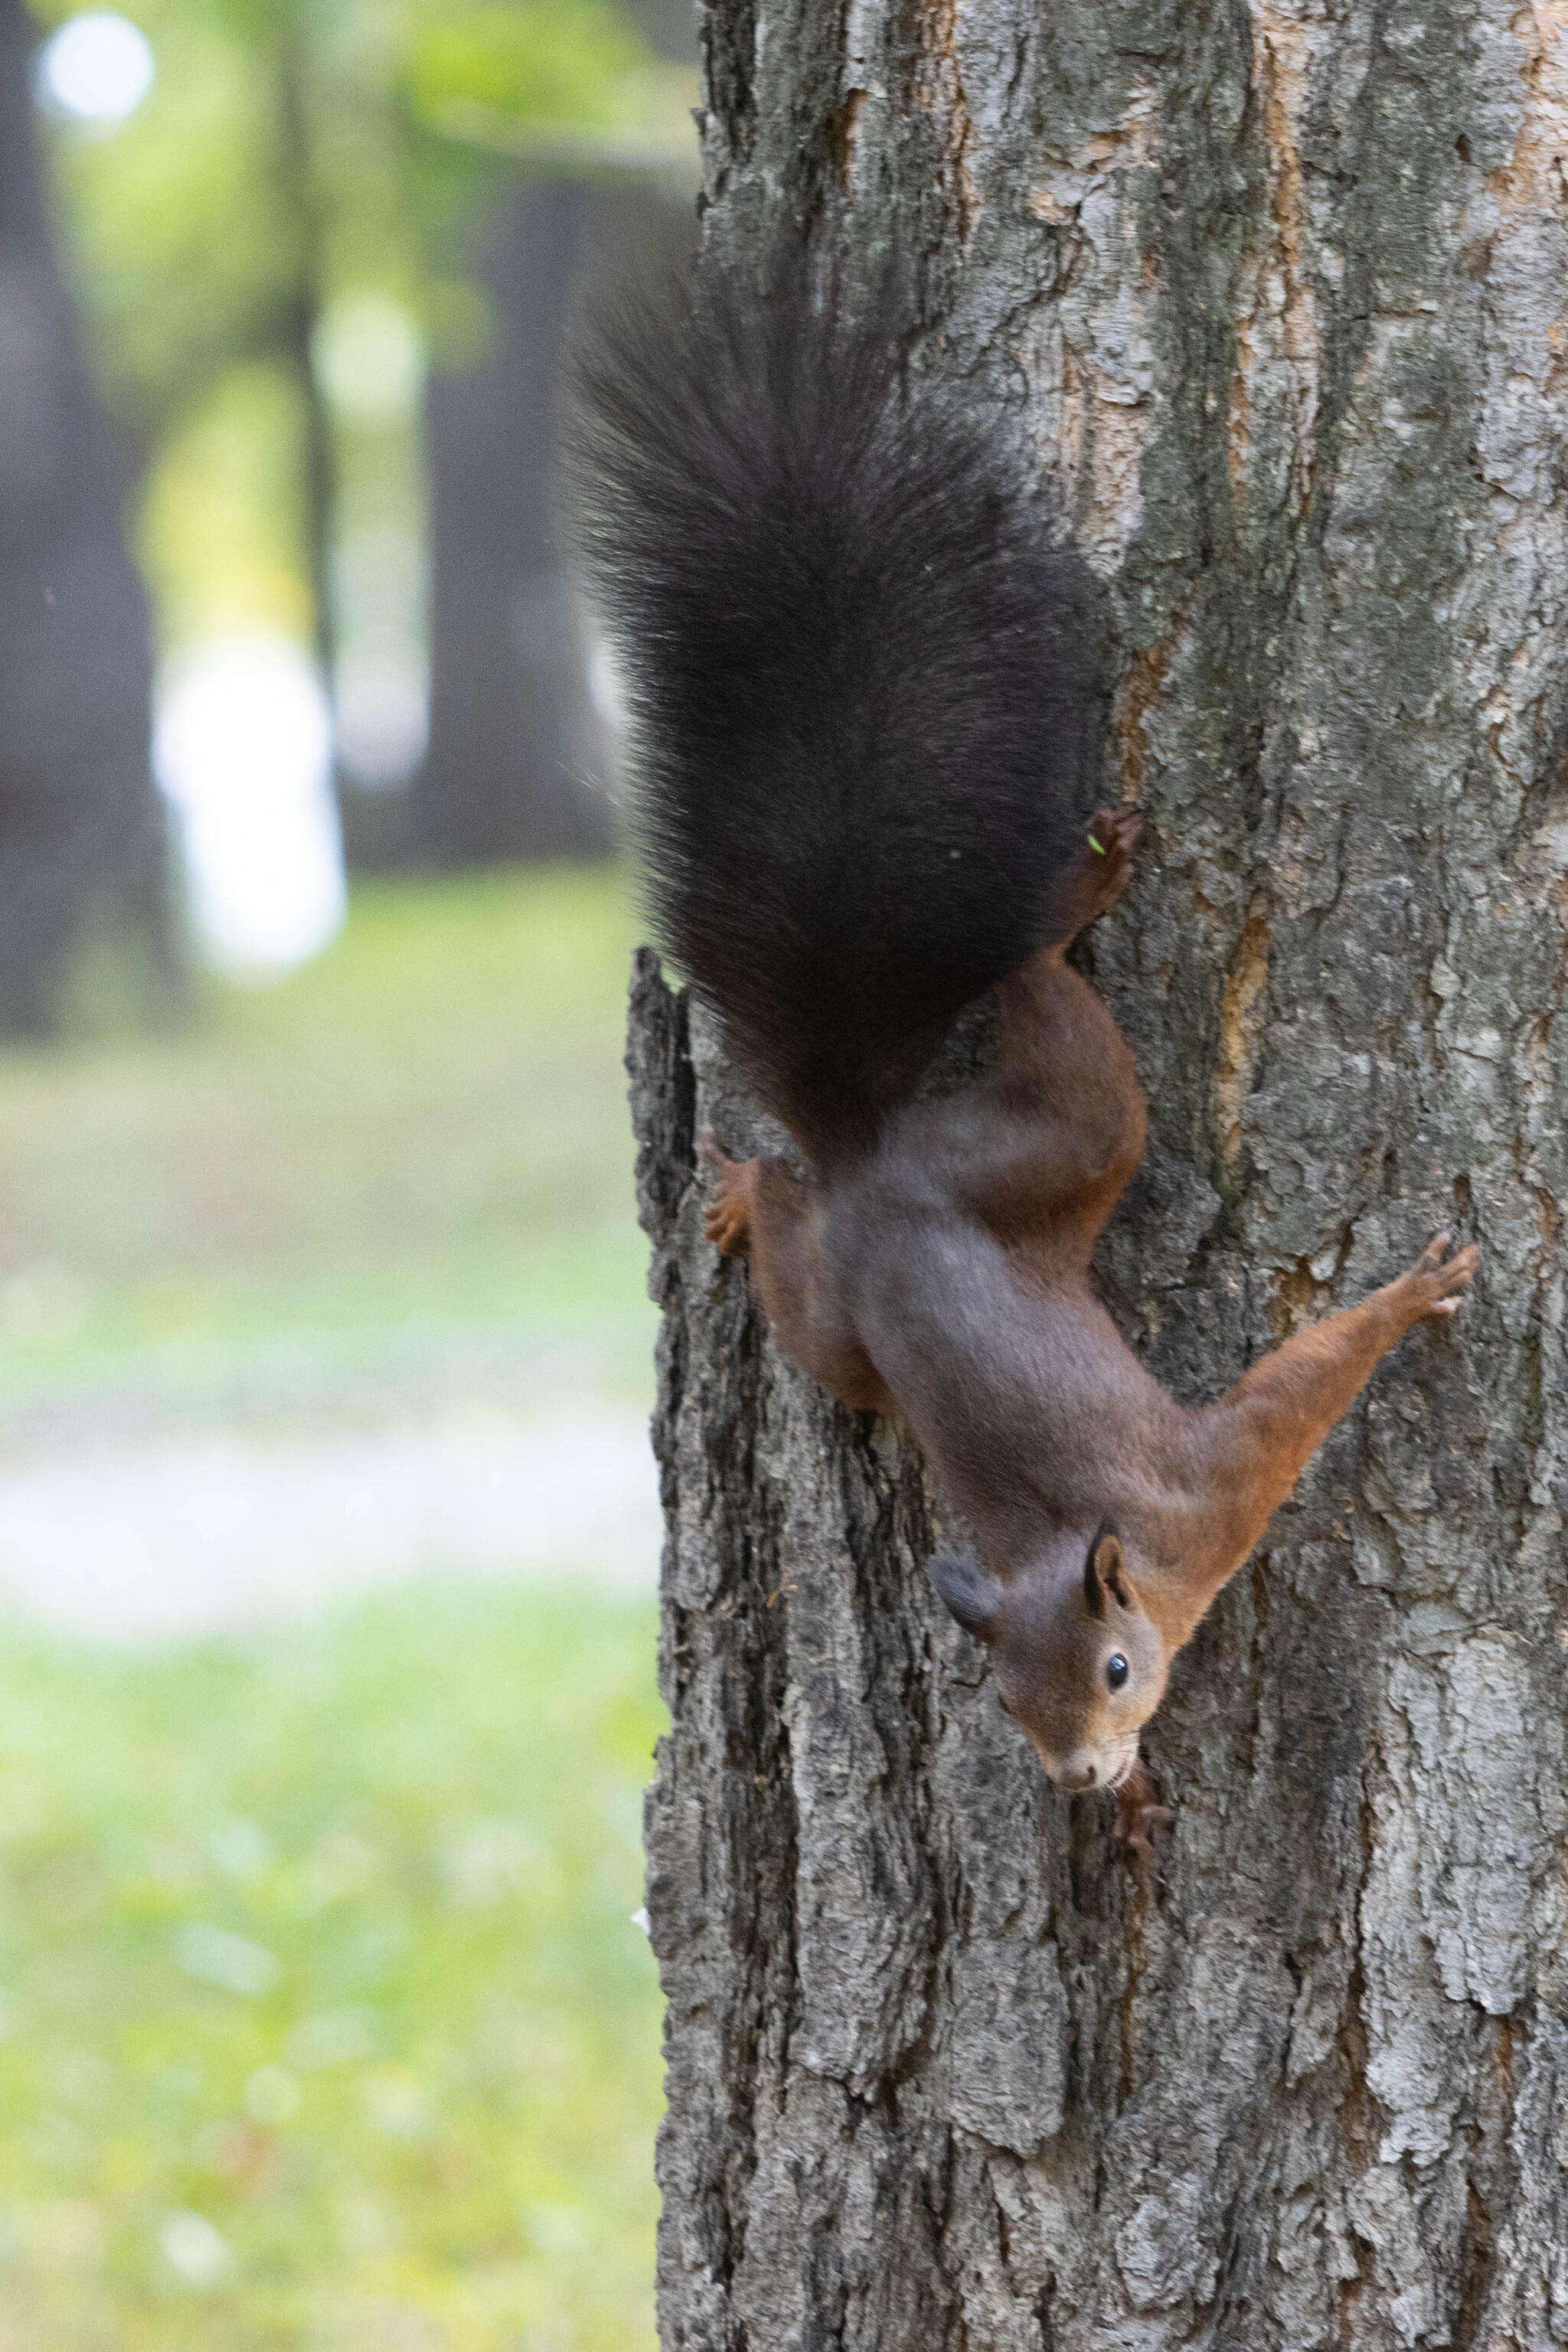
[628,2,1568,2344]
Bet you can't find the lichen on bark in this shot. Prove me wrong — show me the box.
[629,2,1568,2343]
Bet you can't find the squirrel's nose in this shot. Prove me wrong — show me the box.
[1057,1760,1097,1792]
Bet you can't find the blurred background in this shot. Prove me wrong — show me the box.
[0,2,697,2343]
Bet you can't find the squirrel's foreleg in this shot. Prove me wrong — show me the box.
[1173,1233,1479,1634]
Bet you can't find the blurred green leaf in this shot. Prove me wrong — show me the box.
[403,2,648,126]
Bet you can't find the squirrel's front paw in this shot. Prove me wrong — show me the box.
[699,1129,756,1257]
[1399,1231,1481,1324]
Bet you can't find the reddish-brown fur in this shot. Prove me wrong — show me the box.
[701,815,1478,1859]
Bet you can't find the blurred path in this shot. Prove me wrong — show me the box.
[0,1405,661,1644]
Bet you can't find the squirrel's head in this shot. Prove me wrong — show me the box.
[928,1524,1168,1792]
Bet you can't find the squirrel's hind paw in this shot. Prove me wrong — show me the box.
[1113,1766,1174,1875]
[699,1132,757,1258]
[1053,808,1143,940]
[1088,806,1144,863]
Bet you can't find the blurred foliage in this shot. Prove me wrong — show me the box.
[31,0,296,450]
[0,1580,662,2351]
[31,0,675,432]
[139,364,315,645]
[404,5,651,132]
[26,0,693,652]
[0,865,653,1440]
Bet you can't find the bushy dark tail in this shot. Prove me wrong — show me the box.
[568,256,1107,1158]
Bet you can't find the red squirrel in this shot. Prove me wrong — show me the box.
[572,257,1479,1860]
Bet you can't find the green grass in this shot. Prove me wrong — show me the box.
[0,1583,662,2352]
[0,866,669,2345]
[0,866,656,1439]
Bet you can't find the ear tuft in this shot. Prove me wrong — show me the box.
[927,1548,1003,1643]
[1084,1523,1135,1618]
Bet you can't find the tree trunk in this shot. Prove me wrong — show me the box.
[410,181,617,867]
[0,0,175,1032]
[629,3,1568,2346]
[276,20,338,710]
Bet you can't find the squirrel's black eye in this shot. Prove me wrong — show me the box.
[1106,1654,1129,1691]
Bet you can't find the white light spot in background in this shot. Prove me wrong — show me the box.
[335,640,430,788]
[312,291,426,423]
[175,1922,280,1998]
[36,11,155,125]
[155,638,346,978]
[158,2210,235,2291]
[330,530,430,788]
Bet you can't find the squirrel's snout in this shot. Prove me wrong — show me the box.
[1041,1739,1142,1792]
[1025,1733,1105,1791]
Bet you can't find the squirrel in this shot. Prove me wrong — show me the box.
[570,258,1480,1864]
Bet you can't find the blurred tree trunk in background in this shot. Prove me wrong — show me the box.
[0,0,175,1032]
[407,178,616,867]
[276,15,338,720]
[403,0,697,873]
[629,2,1568,2345]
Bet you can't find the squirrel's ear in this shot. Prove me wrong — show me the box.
[927,1549,1003,1643]
[1084,1524,1135,1618]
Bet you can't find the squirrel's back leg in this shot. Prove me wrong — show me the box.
[960,959,1145,1258]
[949,818,1147,1257]
[701,1135,893,1413]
